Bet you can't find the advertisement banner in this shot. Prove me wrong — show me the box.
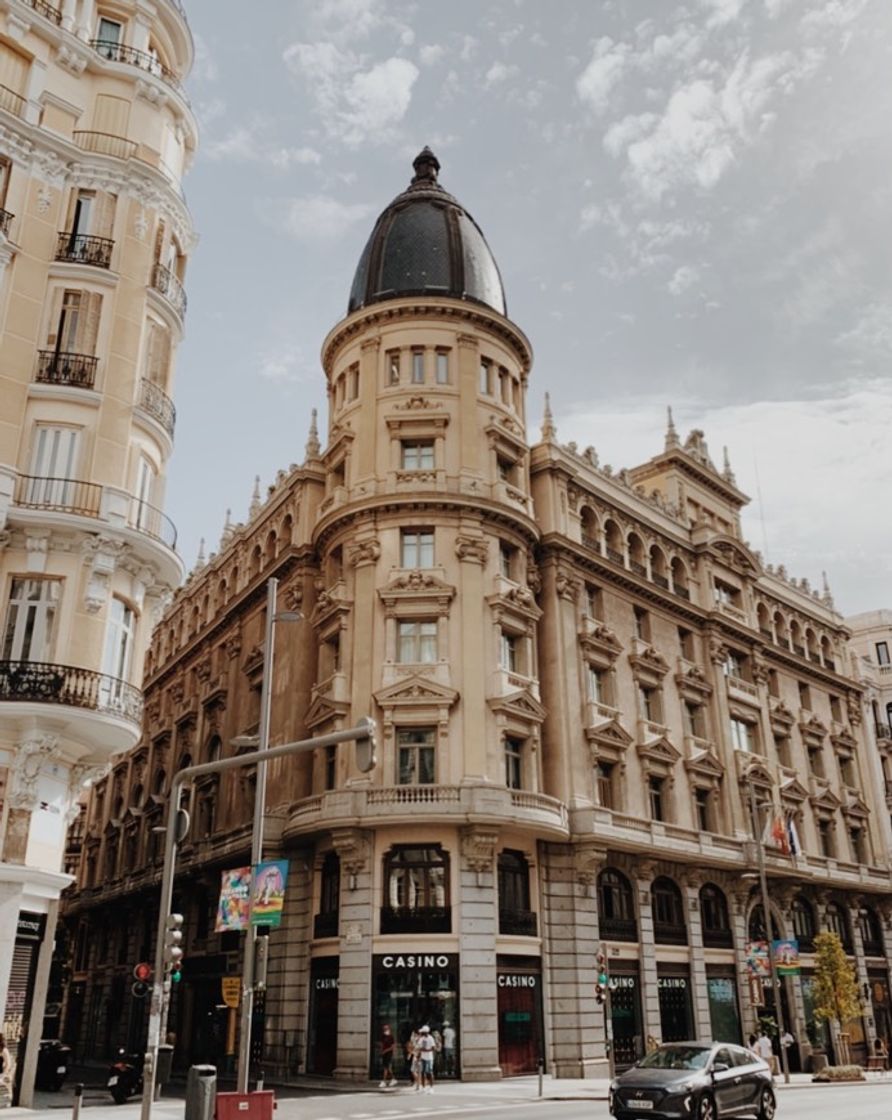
[772,938,801,975]
[251,859,290,927]
[215,866,252,931]
[744,941,771,978]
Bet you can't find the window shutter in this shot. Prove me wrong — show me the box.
[92,94,130,137]
[45,287,65,347]
[77,292,103,354]
[93,190,117,239]
[0,42,29,95]
[146,322,170,387]
[153,220,166,264]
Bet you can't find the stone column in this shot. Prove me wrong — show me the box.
[705,632,747,837]
[263,850,312,1076]
[458,826,501,1080]
[540,842,607,1078]
[683,875,711,1039]
[332,828,372,1080]
[634,863,662,1043]
[17,899,60,1107]
[730,890,758,1039]
[849,897,875,1051]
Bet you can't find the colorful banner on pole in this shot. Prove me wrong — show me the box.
[251,859,289,927]
[772,938,800,975]
[745,940,771,978]
[215,867,252,931]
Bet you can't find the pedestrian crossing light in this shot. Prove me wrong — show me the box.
[596,950,609,1005]
[164,913,184,982]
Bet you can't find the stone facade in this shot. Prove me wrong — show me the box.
[58,152,892,1084]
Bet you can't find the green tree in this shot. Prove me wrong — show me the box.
[812,931,861,1063]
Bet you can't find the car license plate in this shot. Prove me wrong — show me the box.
[57,1066,66,1074]
[633,1102,654,1110]
[108,1076,118,1087]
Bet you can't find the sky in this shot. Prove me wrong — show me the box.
[167,0,892,618]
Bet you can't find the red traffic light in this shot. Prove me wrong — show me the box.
[133,962,152,982]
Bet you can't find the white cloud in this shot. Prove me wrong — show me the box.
[701,0,748,26]
[261,195,375,241]
[577,37,629,115]
[205,127,321,168]
[801,0,868,32]
[603,112,658,158]
[667,264,700,295]
[484,61,518,88]
[419,44,445,66]
[835,303,892,362]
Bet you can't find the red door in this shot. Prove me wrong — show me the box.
[497,975,542,1076]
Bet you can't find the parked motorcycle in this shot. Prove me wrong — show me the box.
[107,1049,143,1104]
[35,1040,71,1091]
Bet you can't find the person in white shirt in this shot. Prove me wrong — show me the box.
[416,1025,438,1092]
[755,1030,776,1074]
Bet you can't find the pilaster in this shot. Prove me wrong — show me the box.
[458,825,501,1080]
[683,875,711,1039]
[634,862,661,1043]
[332,829,372,1080]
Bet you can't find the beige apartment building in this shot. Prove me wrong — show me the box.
[847,610,892,841]
[59,150,892,1085]
[0,0,194,1104]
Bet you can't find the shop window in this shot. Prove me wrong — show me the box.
[498,850,536,935]
[823,901,852,951]
[596,762,615,809]
[648,775,667,822]
[401,528,434,568]
[381,844,450,933]
[401,440,435,471]
[397,619,437,663]
[791,895,815,951]
[435,350,449,384]
[700,883,732,948]
[652,877,687,944]
[397,727,435,785]
[504,737,523,789]
[729,717,757,753]
[597,868,637,941]
[314,851,340,938]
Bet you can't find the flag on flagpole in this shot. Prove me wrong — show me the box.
[786,813,801,856]
[761,812,791,855]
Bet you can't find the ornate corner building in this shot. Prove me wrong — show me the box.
[0,0,195,1103]
[58,150,892,1086]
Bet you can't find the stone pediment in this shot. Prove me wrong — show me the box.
[305,693,350,731]
[704,534,761,576]
[629,645,670,680]
[684,748,724,779]
[585,718,633,751]
[799,715,828,746]
[579,623,623,663]
[374,674,459,710]
[675,664,713,700]
[842,793,870,820]
[637,736,681,767]
[379,570,455,609]
[769,701,795,732]
[486,584,541,622]
[809,787,841,812]
[830,726,858,753]
[779,775,809,803]
[737,757,773,789]
[487,688,547,724]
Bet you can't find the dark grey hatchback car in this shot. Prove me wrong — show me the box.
[609,1042,776,1120]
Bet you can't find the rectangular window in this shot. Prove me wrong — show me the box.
[807,746,824,778]
[505,737,523,789]
[596,762,614,809]
[30,424,79,481]
[586,584,603,619]
[638,684,661,723]
[348,364,359,400]
[713,580,740,607]
[678,627,695,660]
[435,350,449,384]
[96,16,123,46]
[400,529,434,568]
[839,755,857,788]
[817,819,833,858]
[634,606,651,641]
[134,456,156,532]
[499,367,511,404]
[829,695,843,722]
[102,596,135,682]
[0,157,10,208]
[387,349,401,385]
[397,728,435,785]
[774,734,792,769]
[499,541,516,579]
[768,669,780,698]
[497,455,517,483]
[324,745,336,791]
[694,788,711,832]
[798,681,811,709]
[2,578,61,661]
[401,440,435,470]
[648,775,666,822]
[724,650,745,679]
[479,358,491,394]
[588,664,607,705]
[57,289,82,351]
[876,641,890,667]
[499,630,518,672]
[397,619,437,663]
[684,701,704,738]
[411,350,424,383]
[729,717,756,752]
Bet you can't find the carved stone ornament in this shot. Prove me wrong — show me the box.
[394,396,443,411]
[708,636,729,665]
[169,677,186,706]
[66,763,109,822]
[526,559,542,595]
[134,207,149,240]
[461,825,499,873]
[847,692,863,726]
[330,827,371,876]
[9,734,58,811]
[574,842,607,886]
[283,584,303,612]
[455,535,488,564]
[195,654,212,683]
[555,571,582,601]
[225,629,243,660]
[751,654,771,685]
[348,538,381,567]
[55,41,90,75]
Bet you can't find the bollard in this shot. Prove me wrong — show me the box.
[72,1082,84,1120]
[538,1058,544,1098]
[185,1065,217,1120]
[255,1069,264,1092]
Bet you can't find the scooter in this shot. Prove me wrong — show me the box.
[107,1049,143,1104]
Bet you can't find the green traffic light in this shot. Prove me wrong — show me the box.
[172,968,182,983]
[598,972,608,985]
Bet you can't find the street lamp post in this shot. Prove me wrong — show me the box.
[748,782,791,1085]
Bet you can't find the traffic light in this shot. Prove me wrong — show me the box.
[595,950,609,1005]
[355,716,378,773]
[164,913,184,982]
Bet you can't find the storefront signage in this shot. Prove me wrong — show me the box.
[16,912,47,942]
[658,977,687,990]
[380,954,454,969]
[498,974,537,988]
[611,976,637,990]
[314,977,339,991]
[772,939,800,975]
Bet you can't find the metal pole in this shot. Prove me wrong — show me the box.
[72,1082,83,1120]
[237,577,278,1093]
[748,783,791,1085]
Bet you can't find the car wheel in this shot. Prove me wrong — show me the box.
[697,1093,717,1120]
[757,1087,776,1120]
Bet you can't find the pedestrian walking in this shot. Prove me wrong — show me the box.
[417,1025,439,1093]
[442,1021,456,1076]
[754,1029,775,1075]
[407,1030,421,1090]
[379,1023,397,1088]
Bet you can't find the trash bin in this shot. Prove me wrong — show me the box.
[156,1044,174,1086]
[185,1065,217,1120]
[215,1090,275,1120]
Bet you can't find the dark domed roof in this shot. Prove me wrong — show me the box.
[348,148,506,316]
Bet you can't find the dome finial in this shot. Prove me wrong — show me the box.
[412,146,440,185]
[305,408,321,462]
[665,405,680,450]
[541,392,557,442]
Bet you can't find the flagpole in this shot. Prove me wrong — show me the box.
[748,782,791,1086]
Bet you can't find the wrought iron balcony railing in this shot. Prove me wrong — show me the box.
[0,208,12,237]
[380,906,451,934]
[313,911,339,939]
[702,926,734,949]
[129,497,178,549]
[26,0,62,24]
[599,916,638,942]
[90,40,182,92]
[0,660,143,726]
[36,349,98,389]
[73,130,138,160]
[14,474,102,517]
[138,378,176,437]
[0,83,25,118]
[56,231,114,269]
[653,922,688,946]
[498,908,538,937]
[150,262,187,318]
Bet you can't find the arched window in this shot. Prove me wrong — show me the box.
[652,876,687,944]
[627,533,646,576]
[748,902,781,942]
[580,507,599,551]
[604,520,623,565]
[206,735,222,764]
[858,905,884,956]
[820,636,835,670]
[791,895,816,951]
[498,850,536,935]
[598,868,637,941]
[774,612,789,647]
[824,901,853,952]
[649,545,668,588]
[153,768,166,795]
[700,883,732,948]
[381,845,450,934]
[756,603,772,640]
[251,545,262,575]
[790,620,803,656]
[671,556,689,598]
[314,851,340,938]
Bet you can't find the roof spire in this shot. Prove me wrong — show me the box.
[821,570,834,608]
[219,508,233,550]
[412,146,440,185]
[196,537,206,567]
[249,474,261,518]
[665,405,680,449]
[305,407,321,461]
[722,445,736,485]
[541,392,557,442]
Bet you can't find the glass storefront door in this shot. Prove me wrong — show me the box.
[497,956,543,1075]
[610,970,643,1069]
[706,970,742,1044]
[657,967,694,1042]
[307,957,339,1075]
[371,953,459,1080]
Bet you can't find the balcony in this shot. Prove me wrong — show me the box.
[36,350,98,389]
[26,0,62,23]
[150,263,187,319]
[499,908,538,937]
[14,474,102,517]
[599,915,638,942]
[0,661,143,728]
[90,40,183,93]
[73,131,138,160]
[138,378,176,437]
[0,208,12,237]
[653,922,688,946]
[313,911,338,939]
[702,926,734,949]
[129,498,177,549]
[380,906,451,934]
[0,83,25,119]
[56,232,114,269]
